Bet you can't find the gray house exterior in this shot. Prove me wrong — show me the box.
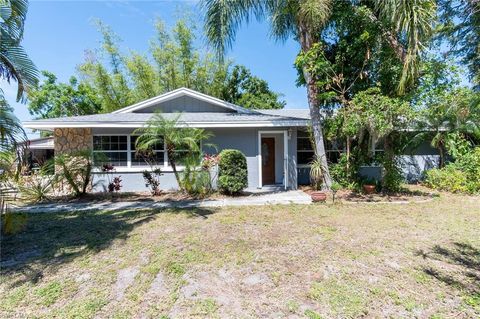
[23,88,439,192]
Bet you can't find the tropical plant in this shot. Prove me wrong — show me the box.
[17,172,53,202]
[217,149,247,195]
[309,158,324,191]
[54,150,95,197]
[438,0,480,89]
[201,0,436,188]
[134,113,215,190]
[142,169,162,196]
[107,176,122,193]
[0,0,38,101]
[413,87,479,167]
[180,155,213,198]
[0,98,26,215]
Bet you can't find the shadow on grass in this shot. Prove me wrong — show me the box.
[416,242,480,294]
[0,206,217,287]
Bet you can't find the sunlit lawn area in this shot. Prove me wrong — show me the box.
[1,192,479,318]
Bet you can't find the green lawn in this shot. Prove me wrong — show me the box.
[1,192,479,318]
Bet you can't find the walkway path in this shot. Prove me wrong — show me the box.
[13,190,312,213]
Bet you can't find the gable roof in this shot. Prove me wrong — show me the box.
[112,87,255,114]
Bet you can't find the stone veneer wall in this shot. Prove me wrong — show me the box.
[54,128,92,154]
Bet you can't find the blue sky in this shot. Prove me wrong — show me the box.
[5,0,308,138]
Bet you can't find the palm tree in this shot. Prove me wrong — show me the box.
[134,113,214,188]
[0,93,26,215]
[201,0,436,188]
[0,0,39,101]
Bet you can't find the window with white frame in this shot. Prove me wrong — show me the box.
[297,130,315,165]
[93,135,128,167]
[130,135,165,167]
[297,130,345,165]
[92,134,203,169]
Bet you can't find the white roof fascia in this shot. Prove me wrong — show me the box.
[111,87,255,114]
[23,120,309,130]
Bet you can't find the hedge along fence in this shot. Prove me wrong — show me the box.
[217,149,248,195]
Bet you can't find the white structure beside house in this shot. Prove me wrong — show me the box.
[23,88,439,192]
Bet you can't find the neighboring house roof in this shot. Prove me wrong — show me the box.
[18,137,54,149]
[23,88,311,130]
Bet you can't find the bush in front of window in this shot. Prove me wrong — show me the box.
[217,149,248,195]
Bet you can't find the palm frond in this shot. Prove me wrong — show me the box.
[0,0,38,101]
[375,0,437,94]
[201,0,264,57]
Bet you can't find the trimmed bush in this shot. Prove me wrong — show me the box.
[217,149,248,195]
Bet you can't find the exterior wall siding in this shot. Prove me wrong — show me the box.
[135,95,233,113]
[90,126,299,192]
[297,139,440,185]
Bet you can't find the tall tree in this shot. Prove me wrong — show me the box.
[78,17,284,113]
[223,65,285,109]
[28,71,101,119]
[438,0,480,89]
[201,0,436,188]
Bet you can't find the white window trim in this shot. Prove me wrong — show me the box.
[91,133,201,172]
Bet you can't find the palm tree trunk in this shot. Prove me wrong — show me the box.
[167,146,182,188]
[298,23,332,189]
[438,146,445,168]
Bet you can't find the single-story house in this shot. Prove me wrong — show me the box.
[23,88,440,192]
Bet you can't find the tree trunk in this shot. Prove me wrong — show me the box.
[298,23,332,189]
[382,134,395,191]
[167,145,182,188]
[438,146,445,169]
[346,136,351,173]
[365,10,407,63]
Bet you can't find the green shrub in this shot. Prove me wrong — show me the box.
[217,149,248,195]
[455,147,480,192]
[425,166,468,193]
[425,147,480,194]
[330,154,358,189]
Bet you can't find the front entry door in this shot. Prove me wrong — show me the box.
[261,137,275,185]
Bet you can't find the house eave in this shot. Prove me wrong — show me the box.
[23,120,310,130]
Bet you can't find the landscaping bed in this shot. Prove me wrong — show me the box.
[301,185,438,203]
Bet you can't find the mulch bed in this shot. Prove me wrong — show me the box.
[301,185,438,203]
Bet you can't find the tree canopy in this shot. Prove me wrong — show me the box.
[76,17,284,113]
[28,71,101,119]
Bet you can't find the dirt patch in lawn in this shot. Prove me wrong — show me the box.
[1,192,479,318]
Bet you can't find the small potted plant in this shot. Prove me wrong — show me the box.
[309,158,327,202]
[362,178,377,194]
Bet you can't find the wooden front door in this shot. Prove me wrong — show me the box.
[261,137,275,185]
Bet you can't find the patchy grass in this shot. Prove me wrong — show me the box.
[1,192,479,318]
